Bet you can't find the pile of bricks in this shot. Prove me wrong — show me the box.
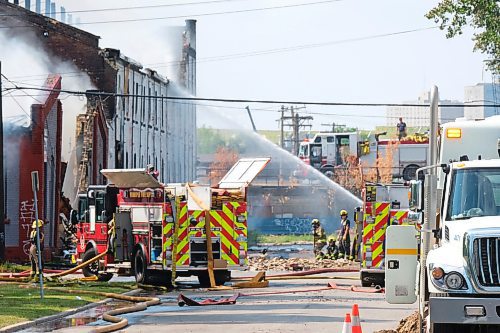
[248,256,355,271]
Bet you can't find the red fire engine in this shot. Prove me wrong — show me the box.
[74,158,270,285]
[359,183,413,287]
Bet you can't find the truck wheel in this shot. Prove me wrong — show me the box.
[198,270,230,287]
[403,164,419,181]
[133,249,149,284]
[82,248,99,277]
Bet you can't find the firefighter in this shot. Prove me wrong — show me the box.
[311,218,327,258]
[338,210,351,259]
[326,236,339,259]
[29,219,45,278]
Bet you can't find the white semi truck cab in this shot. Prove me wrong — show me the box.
[385,115,500,333]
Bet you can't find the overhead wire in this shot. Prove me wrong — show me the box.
[2,0,257,17]
[3,84,499,109]
[0,0,344,28]
[2,26,439,82]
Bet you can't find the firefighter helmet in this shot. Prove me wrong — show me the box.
[340,210,348,216]
[311,218,320,225]
[328,236,336,242]
[32,219,44,228]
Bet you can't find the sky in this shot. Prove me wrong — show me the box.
[4,0,495,131]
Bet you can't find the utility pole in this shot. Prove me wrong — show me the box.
[321,122,346,133]
[245,106,257,132]
[278,105,312,155]
[0,61,4,263]
[280,105,285,148]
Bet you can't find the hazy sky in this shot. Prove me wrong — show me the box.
[13,0,495,130]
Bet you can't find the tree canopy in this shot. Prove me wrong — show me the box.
[426,0,500,74]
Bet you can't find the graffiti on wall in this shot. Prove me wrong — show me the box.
[19,199,35,255]
[272,217,311,234]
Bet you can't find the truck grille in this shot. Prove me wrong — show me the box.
[474,237,500,287]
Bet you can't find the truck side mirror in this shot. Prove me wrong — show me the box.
[70,209,79,225]
[409,180,423,212]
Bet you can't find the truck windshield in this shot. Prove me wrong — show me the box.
[448,168,500,220]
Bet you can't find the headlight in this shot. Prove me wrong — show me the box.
[444,272,464,289]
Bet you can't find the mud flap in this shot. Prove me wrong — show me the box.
[385,225,418,304]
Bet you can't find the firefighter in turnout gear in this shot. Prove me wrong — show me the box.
[326,236,339,259]
[29,219,44,278]
[311,219,327,258]
[338,210,351,259]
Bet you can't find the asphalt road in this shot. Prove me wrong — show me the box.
[39,271,416,333]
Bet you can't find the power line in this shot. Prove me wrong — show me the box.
[0,0,255,17]
[4,85,499,108]
[1,26,438,82]
[0,0,343,28]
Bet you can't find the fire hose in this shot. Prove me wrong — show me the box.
[0,249,108,283]
[233,267,359,280]
[19,285,160,333]
[177,281,384,306]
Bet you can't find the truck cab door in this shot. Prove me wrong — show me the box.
[310,144,323,168]
[385,225,418,304]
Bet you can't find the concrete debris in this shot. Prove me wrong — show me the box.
[374,311,419,333]
[248,257,356,271]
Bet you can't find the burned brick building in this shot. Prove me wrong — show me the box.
[0,0,197,260]
[3,75,63,260]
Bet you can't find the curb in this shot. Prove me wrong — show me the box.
[0,289,143,333]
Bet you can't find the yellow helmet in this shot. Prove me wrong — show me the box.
[311,218,320,225]
[328,236,336,242]
[32,219,44,228]
[340,210,348,217]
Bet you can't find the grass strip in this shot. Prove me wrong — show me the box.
[0,282,135,328]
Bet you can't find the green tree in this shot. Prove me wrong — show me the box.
[426,0,499,74]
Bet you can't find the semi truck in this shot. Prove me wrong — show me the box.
[298,131,429,181]
[73,158,270,286]
[385,87,500,333]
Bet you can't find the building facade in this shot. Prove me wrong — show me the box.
[386,91,464,128]
[464,82,500,120]
[1,1,197,260]
[3,75,63,260]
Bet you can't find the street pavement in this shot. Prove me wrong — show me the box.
[36,271,416,333]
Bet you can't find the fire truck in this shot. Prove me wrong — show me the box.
[360,183,412,287]
[73,158,270,285]
[298,132,429,181]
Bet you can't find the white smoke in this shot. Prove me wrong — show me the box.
[0,29,94,203]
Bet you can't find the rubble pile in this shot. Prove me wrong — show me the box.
[374,312,419,333]
[248,257,356,271]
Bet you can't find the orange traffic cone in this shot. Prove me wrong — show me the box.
[342,313,352,333]
[351,304,362,333]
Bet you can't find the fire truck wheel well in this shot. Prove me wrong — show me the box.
[319,165,335,173]
[402,164,420,181]
[85,241,98,253]
[131,244,147,272]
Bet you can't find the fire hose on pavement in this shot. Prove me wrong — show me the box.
[18,285,161,333]
[177,281,384,306]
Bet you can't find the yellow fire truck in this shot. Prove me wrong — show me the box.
[360,183,411,287]
[74,158,270,286]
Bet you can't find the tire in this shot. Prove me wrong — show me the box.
[198,270,230,287]
[360,271,385,287]
[403,164,420,181]
[133,249,149,284]
[82,248,99,277]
